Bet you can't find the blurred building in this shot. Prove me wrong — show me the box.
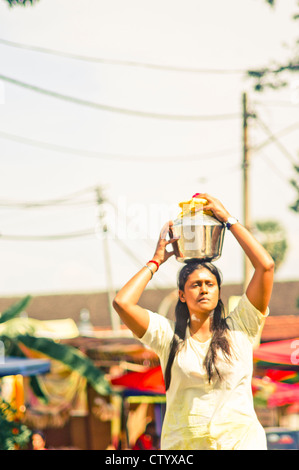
[0,280,298,342]
[0,280,299,448]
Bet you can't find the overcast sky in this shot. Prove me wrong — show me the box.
[0,0,298,297]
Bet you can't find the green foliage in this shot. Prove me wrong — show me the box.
[289,165,299,213]
[254,220,288,271]
[248,1,299,92]
[0,296,111,448]
[0,295,31,324]
[17,334,111,396]
[0,399,31,450]
[0,297,111,396]
[4,0,39,6]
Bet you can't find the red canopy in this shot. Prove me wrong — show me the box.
[252,376,299,408]
[111,366,166,394]
[253,339,299,407]
[254,338,299,369]
[268,382,299,407]
[111,364,299,408]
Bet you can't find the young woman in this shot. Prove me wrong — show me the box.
[113,194,274,450]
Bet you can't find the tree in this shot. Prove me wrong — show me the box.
[289,165,299,213]
[248,1,299,92]
[0,399,31,450]
[253,220,288,272]
[0,296,111,440]
[0,297,111,398]
[4,0,39,6]
[248,2,299,212]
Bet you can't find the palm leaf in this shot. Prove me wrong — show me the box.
[0,296,31,324]
[29,376,49,403]
[17,335,111,396]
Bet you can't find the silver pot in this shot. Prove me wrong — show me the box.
[170,211,226,263]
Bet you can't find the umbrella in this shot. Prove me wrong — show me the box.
[253,338,299,370]
[0,356,50,377]
[111,366,165,395]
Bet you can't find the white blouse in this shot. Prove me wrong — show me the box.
[139,294,269,450]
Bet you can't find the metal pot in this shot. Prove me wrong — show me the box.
[170,201,226,263]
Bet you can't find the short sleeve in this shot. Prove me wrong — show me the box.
[226,294,269,344]
[136,310,175,360]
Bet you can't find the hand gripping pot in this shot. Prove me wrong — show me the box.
[170,194,226,263]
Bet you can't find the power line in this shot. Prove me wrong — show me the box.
[255,116,298,164]
[251,121,299,154]
[253,100,299,108]
[0,37,246,75]
[0,200,96,209]
[0,129,239,162]
[0,74,240,122]
[0,184,99,210]
[258,151,293,185]
[0,229,95,241]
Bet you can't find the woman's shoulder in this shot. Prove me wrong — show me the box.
[226,293,268,341]
[135,310,175,358]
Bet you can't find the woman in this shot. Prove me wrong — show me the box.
[113,194,274,450]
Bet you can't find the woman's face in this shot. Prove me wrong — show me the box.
[179,268,219,316]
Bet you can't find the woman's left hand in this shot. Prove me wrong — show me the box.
[197,193,231,223]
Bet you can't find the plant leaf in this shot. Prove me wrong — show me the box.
[0,296,32,324]
[17,335,111,395]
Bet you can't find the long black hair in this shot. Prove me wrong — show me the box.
[164,260,231,390]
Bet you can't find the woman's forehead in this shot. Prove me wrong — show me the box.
[187,268,217,282]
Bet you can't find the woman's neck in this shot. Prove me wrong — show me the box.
[189,313,212,341]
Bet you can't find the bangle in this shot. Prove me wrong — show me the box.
[147,259,160,271]
[144,265,154,279]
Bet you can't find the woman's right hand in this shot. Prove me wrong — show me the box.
[151,221,178,267]
[113,221,179,338]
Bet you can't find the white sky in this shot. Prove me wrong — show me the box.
[0,0,298,297]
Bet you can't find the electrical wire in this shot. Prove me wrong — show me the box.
[253,100,299,108]
[0,185,99,216]
[258,151,293,185]
[251,121,299,154]
[0,185,99,209]
[0,129,239,163]
[0,229,95,241]
[255,116,298,164]
[0,74,240,121]
[0,37,247,75]
[0,200,96,209]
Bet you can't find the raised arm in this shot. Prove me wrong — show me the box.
[200,193,274,315]
[113,222,176,337]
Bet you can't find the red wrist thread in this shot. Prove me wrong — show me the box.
[147,260,160,271]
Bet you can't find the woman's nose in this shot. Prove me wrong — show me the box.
[200,284,208,294]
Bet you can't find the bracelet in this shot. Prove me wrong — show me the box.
[147,259,160,271]
[144,265,154,279]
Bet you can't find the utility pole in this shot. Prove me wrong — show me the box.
[242,92,253,289]
[96,187,120,332]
